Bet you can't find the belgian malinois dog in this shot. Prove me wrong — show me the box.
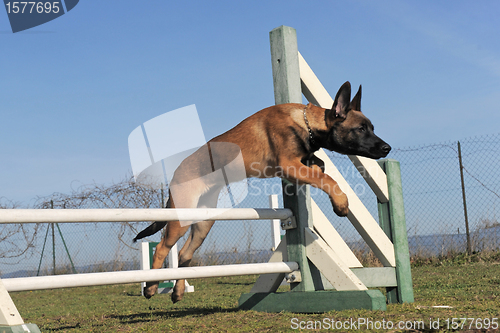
[134,81,391,302]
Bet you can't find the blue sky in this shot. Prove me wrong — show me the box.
[1,1,500,205]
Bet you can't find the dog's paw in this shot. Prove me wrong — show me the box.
[332,193,349,217]
[334,205,349,217]
[171,292,183,303]
[143,281,159,299]
[171,282,186,303]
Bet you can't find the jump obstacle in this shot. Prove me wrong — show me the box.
[238,25,413,312]
[139,195,282,296]
[0,208,296,332]
[0,26,413,332]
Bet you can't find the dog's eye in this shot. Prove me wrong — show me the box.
[358,126,366,132]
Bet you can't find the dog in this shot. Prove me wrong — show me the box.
[134,81,391,302]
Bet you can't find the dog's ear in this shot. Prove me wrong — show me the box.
[350,85,362,111]
[332,81,351,119]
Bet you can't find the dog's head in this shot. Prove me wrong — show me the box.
[325,81,391,159]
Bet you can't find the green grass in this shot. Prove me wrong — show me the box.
[10,260,500,332]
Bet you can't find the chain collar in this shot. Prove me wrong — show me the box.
[303,104,315,146]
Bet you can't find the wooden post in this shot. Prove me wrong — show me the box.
[269,25,323,291]
[377,159,414,303]
[0,279,41,332]
[269,195,281,251]
[269,26,302,106]
[377,195,398,303]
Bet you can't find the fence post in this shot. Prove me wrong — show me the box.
[377,159,414,303]
[457,141,472,255]
[269,26,323,291]
[269,195,281,251]
[1,279,41,332]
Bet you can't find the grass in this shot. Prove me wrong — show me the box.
[10,258,500,332]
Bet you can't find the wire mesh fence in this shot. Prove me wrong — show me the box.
[1,133,499,278]
[391,134,500,257]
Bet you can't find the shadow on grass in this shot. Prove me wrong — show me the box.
[126,291,143,297]
[216,280,254,286]
[44,324,82,332]
[110,306,241,324]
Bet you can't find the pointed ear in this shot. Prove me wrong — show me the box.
[332,81,351,119]
[350,85,362,111]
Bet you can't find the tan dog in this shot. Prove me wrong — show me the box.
[134,81,391,302]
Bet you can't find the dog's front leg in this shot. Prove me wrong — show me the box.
[280,158,349,216]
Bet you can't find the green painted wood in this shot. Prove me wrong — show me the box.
[378,159,414,303]
[159,281,174,288]
[239,290,386,313]
[148,242,158,269]
[377,198,398,303]
[270,26,319,292]
[350,267,397,288]
[282,183,322,291]
[269,26,302,105]
[377,199,391,238]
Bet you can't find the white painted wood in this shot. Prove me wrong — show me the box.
[298,52,389,203]
[348,155,389,203]
[0,208,293,224]
[184,281,195,293]
[140,242,150,294]
[3,262,299,292]
[140,242,150,270]
[269,195,281,251]
[0,279,24,326]
[315,149,396,267]
[311,199,363,268]
[305,228,367,291]
[350,267,397,288]
[250,238,288,293]
[157,280,194,294]
[298,51,334,107]
[169,243,178,269]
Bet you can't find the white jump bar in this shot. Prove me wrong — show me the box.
[0,208,293,224]
[2,262,299,292]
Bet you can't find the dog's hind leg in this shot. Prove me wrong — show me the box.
[143,196,191,299]
[170,187,220,303]
[143,220,191,298]
[170,220,215,303]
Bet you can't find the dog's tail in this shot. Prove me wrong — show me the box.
[133,221,167,243]
[133,197,171,243]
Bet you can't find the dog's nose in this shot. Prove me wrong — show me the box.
[381,144,391,154]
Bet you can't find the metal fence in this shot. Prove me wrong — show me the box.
[321,133,500,260]
[1,133,499,278]
[390,133,500,256]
